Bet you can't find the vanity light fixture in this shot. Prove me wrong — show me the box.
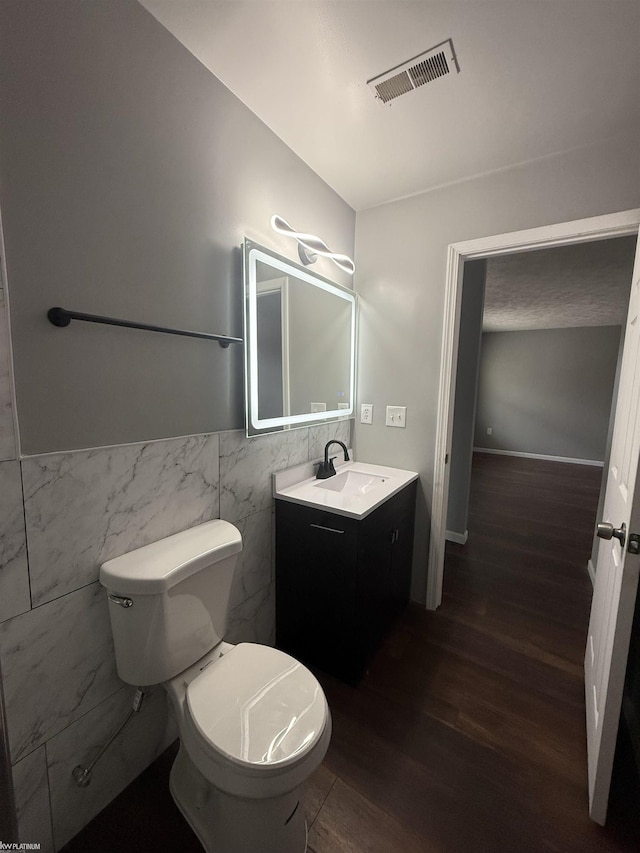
[270,215,355,275]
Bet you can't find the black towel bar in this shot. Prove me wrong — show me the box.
[47,307,243,348]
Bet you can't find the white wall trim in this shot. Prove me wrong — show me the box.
[473,447,604,467]
[445,529,468,545]
[427,208,640,611]
[588,559,596,587]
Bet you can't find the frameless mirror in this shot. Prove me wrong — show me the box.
[243,238,356,436]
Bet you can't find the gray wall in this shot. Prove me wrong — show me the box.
[354,134,640,603]
[474,326,622,461]
[0,1,356,849]
[446,260,486,538]
[0,0,354,455]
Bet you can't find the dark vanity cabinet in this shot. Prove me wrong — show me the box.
[275,481,417,684]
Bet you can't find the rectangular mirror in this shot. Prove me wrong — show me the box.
[243,238,356,436]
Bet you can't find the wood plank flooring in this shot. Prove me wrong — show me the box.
[62,453,640,852]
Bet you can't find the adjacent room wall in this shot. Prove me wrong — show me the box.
[474,326,622,462]
[354,135,640,602]
[0,0,354,455]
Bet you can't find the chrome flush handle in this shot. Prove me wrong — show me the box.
[108,593,133,608]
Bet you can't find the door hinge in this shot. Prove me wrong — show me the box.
[628,533,640,555]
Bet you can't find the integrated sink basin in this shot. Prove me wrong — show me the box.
[273,458,418,519]
[314,470,388,496]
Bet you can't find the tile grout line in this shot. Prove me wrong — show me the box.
[11,683,128,769]
[43,740,55,852]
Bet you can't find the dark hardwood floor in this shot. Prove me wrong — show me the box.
[62,453,640,852]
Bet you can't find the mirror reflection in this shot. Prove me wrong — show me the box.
[244,239,356,436]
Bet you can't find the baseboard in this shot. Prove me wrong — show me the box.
[587,558,596,586]
[473,447,604,467]
[445,529,468,545]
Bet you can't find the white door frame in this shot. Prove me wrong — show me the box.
[427,209,640,611]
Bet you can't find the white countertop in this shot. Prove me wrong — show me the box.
[273,458,419,519]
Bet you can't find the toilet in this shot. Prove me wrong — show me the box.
[99,519,331,853]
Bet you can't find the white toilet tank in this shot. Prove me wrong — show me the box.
[100,519,242,686]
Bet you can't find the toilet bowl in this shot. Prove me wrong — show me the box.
[100,519,331,853]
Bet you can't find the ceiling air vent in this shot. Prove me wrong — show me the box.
[367,39,459,105]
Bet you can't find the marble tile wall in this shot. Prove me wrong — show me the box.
[46,686,174,850]
[0,417,351,850]
[0,265,22,847]
[22,433,221,607]
[0,461,29,623]
[219,428,309,523]
[1,582,122,764]
[12,747,54,852]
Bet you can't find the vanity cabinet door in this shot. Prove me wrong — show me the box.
[389,480,417,618]
[358,499,396,658]
[275,481,417,684]
[275,501,358,679]
[357,480,417,654]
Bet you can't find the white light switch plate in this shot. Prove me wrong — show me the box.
[360,403,373,424]
[386,406,406,428]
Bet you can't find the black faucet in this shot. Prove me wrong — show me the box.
[316,440,350,479]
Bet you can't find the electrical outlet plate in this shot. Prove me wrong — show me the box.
[386,406,406,428]
[360,403,373,424]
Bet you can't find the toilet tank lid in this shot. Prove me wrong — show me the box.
[99,519,242,595]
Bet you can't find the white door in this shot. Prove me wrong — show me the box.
[585,234,640,825]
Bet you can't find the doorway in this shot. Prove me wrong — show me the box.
[428,209,640,611]
[446,237,634,553]
[429,208,640,826]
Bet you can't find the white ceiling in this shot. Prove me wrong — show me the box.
[483,236,636,332]
[139,0,640,211]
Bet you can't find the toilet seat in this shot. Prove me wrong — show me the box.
[185,643,328,773]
